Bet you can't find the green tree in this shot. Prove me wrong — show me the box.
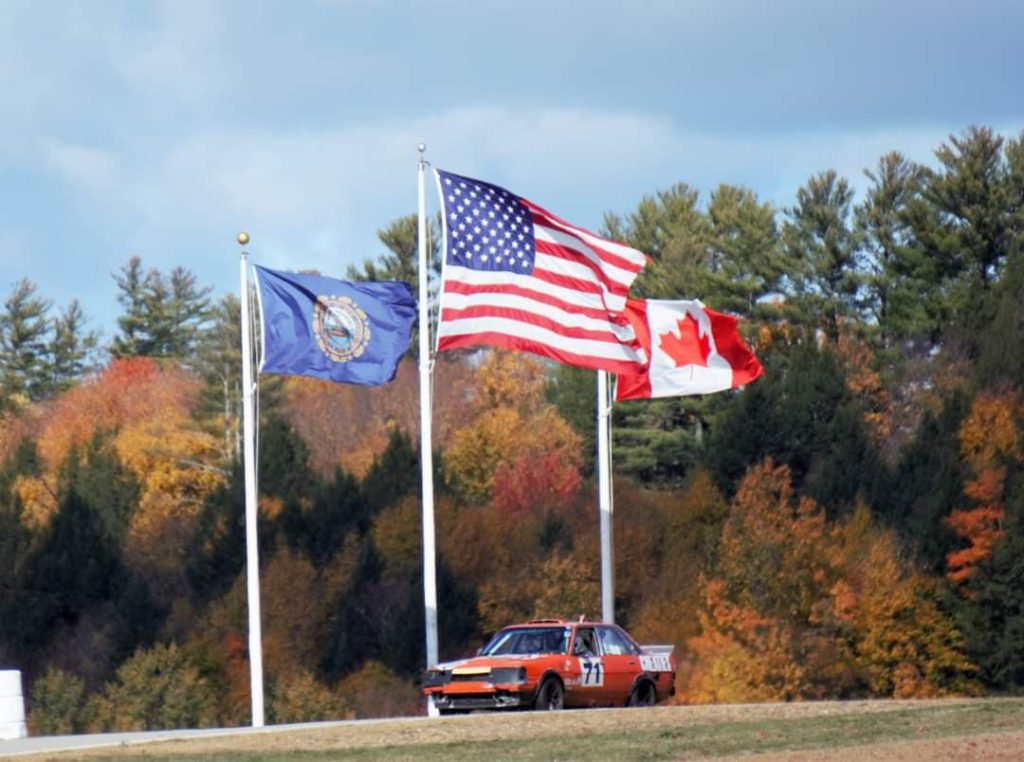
[111,257,212,359]
[346,214,441,285]
[783,170,865,341]
[47,300,98,394]
[704,184,788,321]
[0,278,52,407]
[886,393,970,571]
[603,183,709,299]
[959,473,1024,690]
[855,152,932,347]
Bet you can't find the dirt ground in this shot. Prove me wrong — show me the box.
[11,698,1024,761]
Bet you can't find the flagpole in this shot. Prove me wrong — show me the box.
[597,370,614,623]
[238,233,265,728]
[417,145,440,679]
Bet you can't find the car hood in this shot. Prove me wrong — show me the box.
[432,654,557,671]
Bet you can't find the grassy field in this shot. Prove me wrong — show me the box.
[13,698,1024,761]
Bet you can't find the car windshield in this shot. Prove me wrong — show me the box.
[481,627,569,656]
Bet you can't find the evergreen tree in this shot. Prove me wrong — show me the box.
[704,184,789,321]
[783,171,865,341]
[886,393,970,571]
[111,257,212,359]
[59,434,140,543]
[603,182,709,299]
[193,295,243,462]
[362,429,420,517]
[546,365,598,476]
[258,413,316,500]
[0,278,52,407]
[706,342,881,518]
[960,470,1024,690]
[346,214,441,285]
[6,486,128,662]
[111,257,151,358]
[346,214,441,357]
[282,467,366,566]
[47,299,98,394]
[855,152,933,347]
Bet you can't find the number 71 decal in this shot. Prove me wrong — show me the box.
[578,658,604,687]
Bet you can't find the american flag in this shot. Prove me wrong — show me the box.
[434,168,649,373]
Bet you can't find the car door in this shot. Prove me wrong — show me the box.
[566,626,605,707]
[596,625,641,705]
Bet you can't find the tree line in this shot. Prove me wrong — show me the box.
[1,125,1022,733]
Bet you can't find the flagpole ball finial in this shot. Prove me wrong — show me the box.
[237,232,250,246]
[417,143,427,154]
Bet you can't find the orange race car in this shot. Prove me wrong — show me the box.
[422,618,675,713]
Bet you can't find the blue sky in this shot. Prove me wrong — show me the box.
[2,0,1022,341]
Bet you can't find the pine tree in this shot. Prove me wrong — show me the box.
[111,257,212,359]
[47,300,98,394]
[855,152,933,348]
[783,171,866,341]
[704,184,789,321]
[0,278,52,407]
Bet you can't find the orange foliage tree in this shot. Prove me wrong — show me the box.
[945,391,1021,589]
[684,460,976,703]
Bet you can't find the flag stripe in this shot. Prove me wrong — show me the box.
[438,317,641,361]
[437,321,645,372]
[442,278,610,321]
[440,300,637,345]
[523,200,648,271]
[534,225,640,295]
[436,168,648,373]
[442,264,617,316]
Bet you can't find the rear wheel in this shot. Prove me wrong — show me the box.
[628,680,657,707]
[533,677,564,710]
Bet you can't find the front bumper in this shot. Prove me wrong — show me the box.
[425,686,531,711]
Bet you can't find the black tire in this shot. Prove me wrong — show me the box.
[534,677,565,710]
[627,679,657,707]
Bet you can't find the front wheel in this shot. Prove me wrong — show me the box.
[627,680,657,707]
[534,677,565,710]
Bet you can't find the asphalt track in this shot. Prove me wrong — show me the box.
[0,717,407,758]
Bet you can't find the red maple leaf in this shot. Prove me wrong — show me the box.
[658,313,711,367]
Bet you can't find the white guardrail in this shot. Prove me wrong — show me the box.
[0,670,27,740]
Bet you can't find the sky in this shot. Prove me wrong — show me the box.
[1,0,1022,342]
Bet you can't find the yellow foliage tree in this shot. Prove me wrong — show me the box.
[841,506,979,697]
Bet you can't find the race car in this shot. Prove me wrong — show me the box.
[422,618,675,713]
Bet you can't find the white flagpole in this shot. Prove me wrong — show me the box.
[238,234,265,728]
[597,370,615,623]
[417,145,440,677]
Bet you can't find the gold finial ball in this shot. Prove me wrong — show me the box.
[237,231,250,246]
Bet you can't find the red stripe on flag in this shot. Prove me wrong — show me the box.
[534,239,632,299]
[441,280,612,321]
[440,305,637,346]
[524,202,647,276]
[437,331,644,375]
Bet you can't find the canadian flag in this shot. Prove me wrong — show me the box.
[615,299,764,400]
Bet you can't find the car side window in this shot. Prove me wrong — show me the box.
[597,626,640,656]
[572,627,598,656]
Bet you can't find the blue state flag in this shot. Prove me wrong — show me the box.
[254,266,416,386]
